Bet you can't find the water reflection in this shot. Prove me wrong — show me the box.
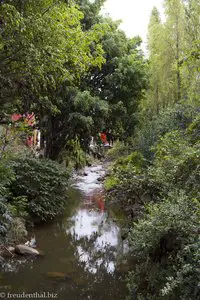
[66,208,122,274]
[67,164,127,275]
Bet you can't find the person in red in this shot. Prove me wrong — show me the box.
[100,131,107,145]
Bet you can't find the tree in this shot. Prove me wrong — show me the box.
[44,86,109,159]
[0,0,147,160]
[146,7,164,115]
[82,19,148,139]
[164,0,186,102]
[0,0,105,116]
[181,0,200,102]
[75,0,106,30]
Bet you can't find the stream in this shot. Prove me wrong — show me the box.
[0,164,129,299]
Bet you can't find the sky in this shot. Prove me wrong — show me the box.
[101,0,165,50]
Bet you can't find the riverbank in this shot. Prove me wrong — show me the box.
[0,162,130,300]
[104,125,200,300]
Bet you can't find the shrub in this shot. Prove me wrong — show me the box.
[150,130,200,198]
[105,152,159,220]
[0,160,14,242]
[9,157,70,221]
[127,191,200,300]
[59,137,87,169]
[113,151,145,172]
[135,102,200,159]
[106,140,132,162]
[187,113,200,144]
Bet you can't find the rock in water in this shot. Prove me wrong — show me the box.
[97,176,105,182]
[15,245,43,256]
[46,272,70,280]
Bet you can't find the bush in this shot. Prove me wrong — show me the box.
[135,102,200,159]
[150,130,200,198]
[59,137,87,169]
[9,157,70,221]
[127,191,200,300]
[105,152,159,220]
[0,160,14,242]
[105,101,200,300]
[187,113,200,144]
[106,140,132,162]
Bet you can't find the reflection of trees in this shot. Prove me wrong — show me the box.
[66,209,127,277]
[0,257,33,273]
[76,235,117,274]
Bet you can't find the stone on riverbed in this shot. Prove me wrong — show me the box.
[97,176,105,182]
[46,272,71,280]
[15,245,43,256]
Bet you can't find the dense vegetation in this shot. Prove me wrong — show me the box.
[0,0,147,243]
[0,155,69,243]
[0,0,199,299]
[105,1,200,299]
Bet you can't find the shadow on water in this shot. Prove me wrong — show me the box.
[0,164,129,300]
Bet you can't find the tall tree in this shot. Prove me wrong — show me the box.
[146,7,164,115]
[164,0,186,102]
[181,0,200,102]
[144,0,188,120]
[82,19,148,139]
[0,0,105,116]
[75,0,106,30]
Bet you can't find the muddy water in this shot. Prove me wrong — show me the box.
[0,164,129,300]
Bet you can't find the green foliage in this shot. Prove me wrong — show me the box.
[105,151,159,221]
[150,130,200,198]
[76,0,106,30]
[127,191,200,300]
[135,102,200,159]
[0,121,33,160]
[114,151,145,171]
[9,196,28,218]
[187,113,200,143]
[115,110,200,299]
[107,101,199,300]
[9,157,70,221]
[82,20,148,140]
[44,87,109,160]
[106,140,132,161]
[0,160,14,241]
[59,137,87,169]
[104,175,120,191]
[0,0,147,161]
[0,0,106,114]
[120,1,200,299]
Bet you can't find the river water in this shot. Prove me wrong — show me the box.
[0,164,129,300]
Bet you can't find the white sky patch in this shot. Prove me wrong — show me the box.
[101,0,165,51]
